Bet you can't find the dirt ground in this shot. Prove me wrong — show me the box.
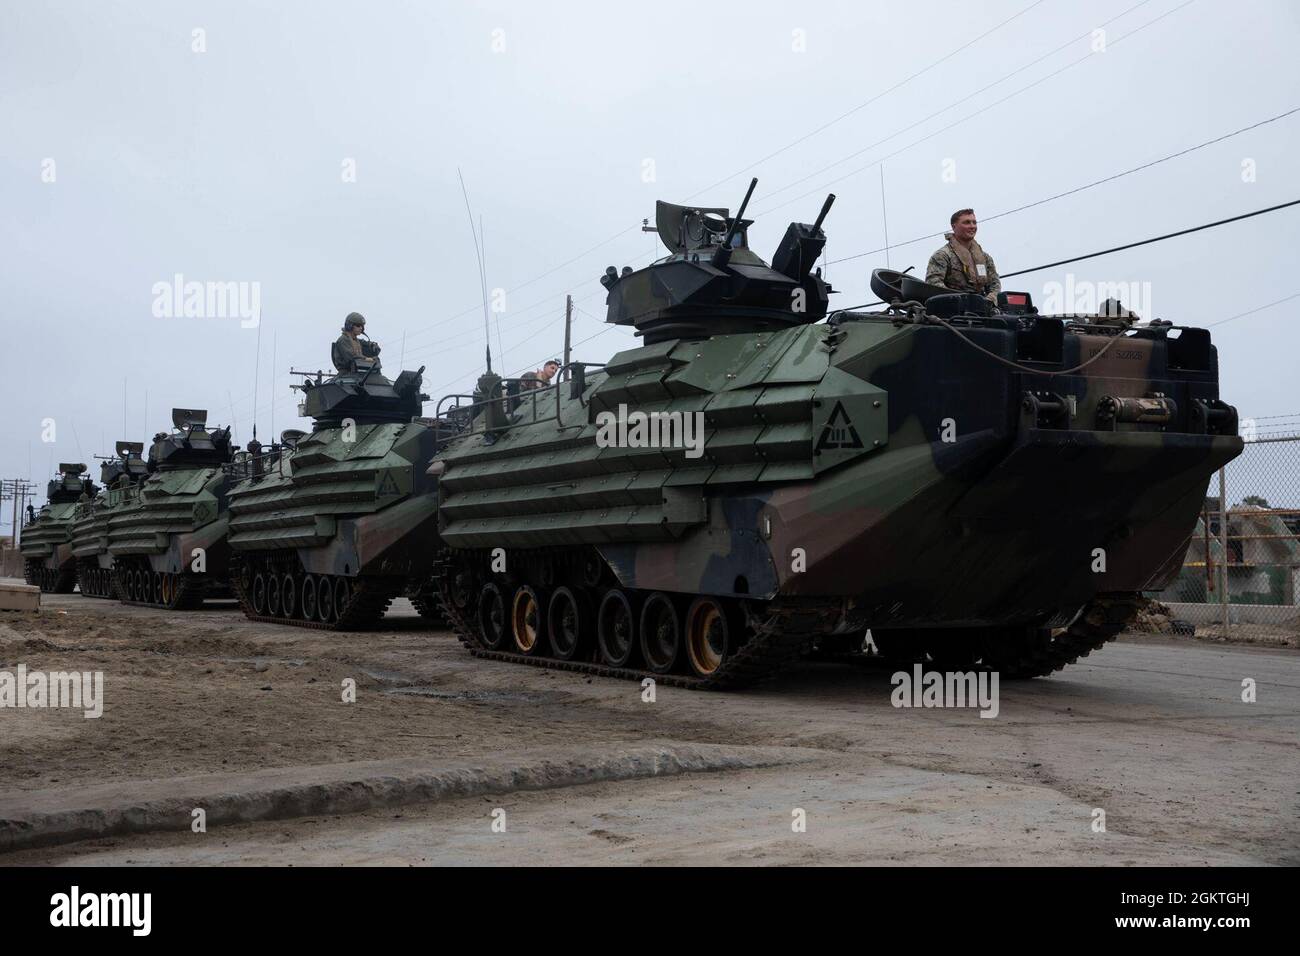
[0,598,692,792]
[1,586,1297,865]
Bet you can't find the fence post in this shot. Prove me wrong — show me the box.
[1218,466,1230,632]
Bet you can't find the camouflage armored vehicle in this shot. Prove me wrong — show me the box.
[106,409,236,608]
[21,463,96,593]
[431,179,1242,688]
[69,441,150,599]
[226,357,447,629]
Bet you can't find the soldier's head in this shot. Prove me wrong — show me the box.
[538,360,560,383]
[950,209,978,242]
[343,312,366,336]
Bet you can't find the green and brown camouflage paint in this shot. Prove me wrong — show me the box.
[435,311,1240,634]
[69,442,149,597]
[105,412,236,600]
[226,419,441,580]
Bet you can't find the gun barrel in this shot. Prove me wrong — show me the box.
[812,193,836,232]
[722,177,759,249]
[713,178,759,269]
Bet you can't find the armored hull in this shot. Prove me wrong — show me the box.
[21,501,80,593]
[106,412,235,609]
[70,442,149,599]
[431,187,1242,688]
[226,364,445,629]
[70,498,115,598]
[21,465,93,593]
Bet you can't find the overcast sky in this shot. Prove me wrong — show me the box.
[3,0,1298,523]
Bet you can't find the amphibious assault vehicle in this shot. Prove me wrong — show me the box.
[430,180,1242,688]
[106,409,236,608]
[69,441,150,599]
[21,463,96,593]
[226,357,447,629]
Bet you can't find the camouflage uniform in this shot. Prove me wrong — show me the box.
[332,333,381,373]
[926,238,1001,297]
[332,333,363,373]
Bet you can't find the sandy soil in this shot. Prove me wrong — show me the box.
[1,586,1297,865]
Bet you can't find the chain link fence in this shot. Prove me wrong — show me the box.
[1144,427,1300,647]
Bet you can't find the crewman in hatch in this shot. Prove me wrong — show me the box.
[926,208,1001,301]
[332,312,382,373]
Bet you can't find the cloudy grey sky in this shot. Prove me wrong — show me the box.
[3,0,1298,524]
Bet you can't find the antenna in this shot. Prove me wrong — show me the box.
[270,331,277,444]
[458,168,493,373]
[252,311,263,441]
[483,214,505,370]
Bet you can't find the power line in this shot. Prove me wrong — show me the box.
[228,1,1187,410]
[827,106,1300,266]
[402,0,1197,410]
[832,199,1300,311]
[685,0,1054,200]
[399,197,1300,399]
[757,0,1157,209]
[78,2,1198,445]
[755,0,1195,217]
[282,2,1086,382]
[407,0,1063,365]
[1207,292,1300,329]
[170,187,1300,432]
[198,0,1210,427]
[999,199,1300,278]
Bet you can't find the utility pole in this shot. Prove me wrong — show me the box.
[18,481,29,548]
[0,481,10,549]
[563,294,573,380]
[1,480,17,549]
[1,478,38,549]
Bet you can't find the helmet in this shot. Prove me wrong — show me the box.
[343,311,366,331]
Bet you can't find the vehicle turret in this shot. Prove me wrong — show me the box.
[601,178,836,344]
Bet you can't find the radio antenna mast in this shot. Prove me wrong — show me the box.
[252,313,263,442]
[458,167,493,373]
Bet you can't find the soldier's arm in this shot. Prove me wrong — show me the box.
[925,251,949,288]
[985,254,1002,296]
